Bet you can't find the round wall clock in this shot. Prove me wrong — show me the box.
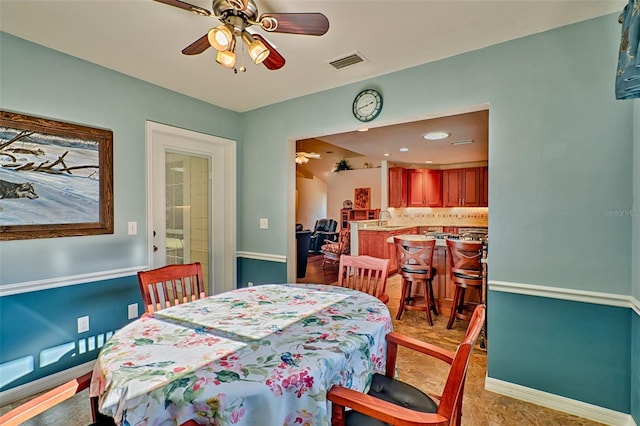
[352,89,383,122]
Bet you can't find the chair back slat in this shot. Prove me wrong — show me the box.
[338,255,390,303]
[137,262,206,313]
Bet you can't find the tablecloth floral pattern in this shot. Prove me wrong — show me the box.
[90,284,392,426]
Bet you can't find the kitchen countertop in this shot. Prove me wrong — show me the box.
[356,224,417,231]
[385,234,445,246]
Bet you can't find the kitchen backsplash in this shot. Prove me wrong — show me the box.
[387,207,488,227]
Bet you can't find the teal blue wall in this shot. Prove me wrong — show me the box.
[238,13,636,417]
[0,32,241,390]
[633,99,640,423]
[236,258,287,288]
[0,12,638,421]
[488,291,631,412]
[0,276,140,388]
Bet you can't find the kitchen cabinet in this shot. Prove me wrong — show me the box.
[341,209,380,229]
[481,166,488,206]
[407,169,443,207]
[442,167,485,207]
[388,167,407,208]
[358,227,417,274]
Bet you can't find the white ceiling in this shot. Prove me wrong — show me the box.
[0,0,624,169]
[0,0,624,113]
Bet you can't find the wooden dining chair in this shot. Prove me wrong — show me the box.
[337,254,391,303]
[328,304,486,426]
[137,262,206,313]
[0,372,115,426]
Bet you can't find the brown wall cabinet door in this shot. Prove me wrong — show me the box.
[443,167,484,207]
[388,167,407,208]
[407,169,443,207]
[481,166,488,206]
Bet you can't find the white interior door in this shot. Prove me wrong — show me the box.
[146,121,236,295]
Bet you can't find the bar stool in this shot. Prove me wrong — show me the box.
[445,239,484,329]
[394,237,438,325]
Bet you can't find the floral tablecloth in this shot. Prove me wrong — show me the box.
[90,284,392,426]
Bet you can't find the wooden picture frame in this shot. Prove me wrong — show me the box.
[354,187,371,210]
[0,111,113,240]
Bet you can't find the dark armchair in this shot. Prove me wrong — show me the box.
[309,218,338,252]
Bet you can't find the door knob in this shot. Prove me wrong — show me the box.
[153,245,158,252]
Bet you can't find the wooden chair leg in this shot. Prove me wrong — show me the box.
[447,285,462,329]
[396,279,409,320]
[457,288,466,313]
[422,281,433,326]
[428,279,438,316]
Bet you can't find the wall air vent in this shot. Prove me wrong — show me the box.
[328,51,368,70]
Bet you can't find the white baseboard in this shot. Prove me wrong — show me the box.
[0,361,94,406]
[485,377,636,426]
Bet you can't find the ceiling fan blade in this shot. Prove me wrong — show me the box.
[153,0,211,16]
[182,34,211,55]
[259,13,329,36]
[253,34,286,70]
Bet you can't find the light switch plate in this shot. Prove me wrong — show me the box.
[128,221,137,235]
[259,218,268,229]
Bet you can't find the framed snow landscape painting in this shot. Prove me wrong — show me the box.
[0,111,113,240]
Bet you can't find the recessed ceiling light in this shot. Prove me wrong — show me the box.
[384,153,391,157]
[399,147,409,152]
[451,139,473,146]
[425,160,433,164]
[357,128,369,132]
[424,131,450,140]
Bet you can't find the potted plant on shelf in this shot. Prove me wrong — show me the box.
[333,159,352,172]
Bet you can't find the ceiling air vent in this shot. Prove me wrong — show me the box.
[328,51,368,70]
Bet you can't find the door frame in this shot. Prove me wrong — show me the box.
[146,121,237,294]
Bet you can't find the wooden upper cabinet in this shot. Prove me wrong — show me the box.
[443,167,485,207]
[388,167,407,208]
[407,169,443,207]
[481,166,488,206]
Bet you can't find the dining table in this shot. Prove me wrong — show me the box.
[89,283,392,426]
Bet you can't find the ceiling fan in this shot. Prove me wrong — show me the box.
[154,0,329,72]
[295,151,321,164]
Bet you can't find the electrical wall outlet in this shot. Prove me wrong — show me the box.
[259,218,268,229]
[247,282,254,287]
[128,303,139,319]
[77,316,89,333]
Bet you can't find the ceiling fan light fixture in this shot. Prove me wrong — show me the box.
[216,49,237,69]
[295,155,310,164]
[242,32,270,64]
[208,25,234,51]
